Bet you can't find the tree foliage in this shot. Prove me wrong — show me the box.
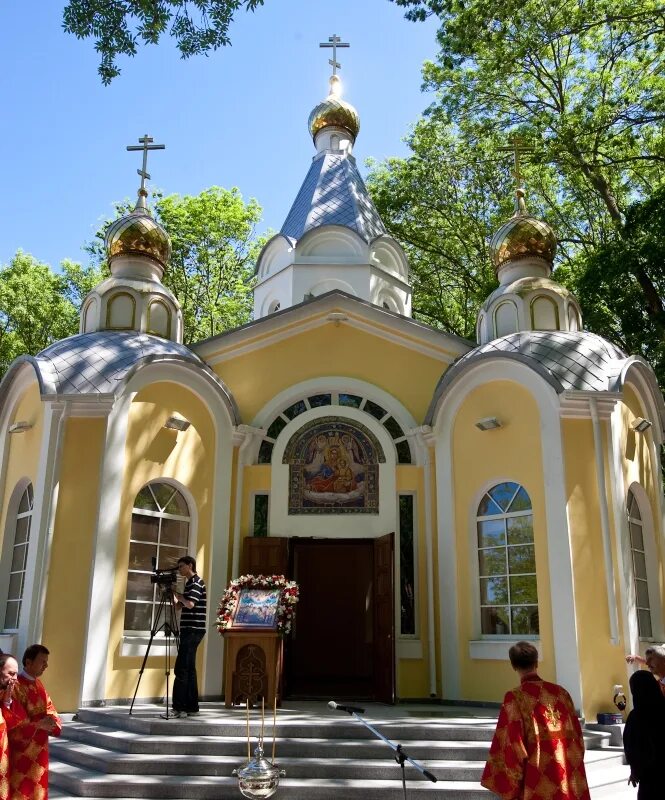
[557,186,665,389]
[88,186,265,343]
[63,0,265,83]
[0,253,103,377]
[375,0,665,372]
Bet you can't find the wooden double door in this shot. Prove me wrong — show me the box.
[242,533,395,703]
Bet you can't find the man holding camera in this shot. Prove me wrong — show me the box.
[172,556,207,717]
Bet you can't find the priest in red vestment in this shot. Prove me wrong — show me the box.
[481,641,590,800]
[6,645,62,800]
[0,654,19,800]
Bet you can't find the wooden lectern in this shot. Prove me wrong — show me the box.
[223,630,283,708]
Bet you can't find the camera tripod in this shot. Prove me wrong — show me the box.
[129,583,180,717]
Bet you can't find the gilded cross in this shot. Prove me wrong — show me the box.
[126,134,165,192]
[319,34,350,77]
[498,135,534,191]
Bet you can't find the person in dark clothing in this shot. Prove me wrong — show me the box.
[172,556,207,717]
[623,669,665,798]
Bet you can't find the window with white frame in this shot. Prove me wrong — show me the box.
[125,483,190,632]
[3,483,33,630]
[627,489,652,638]
[477,482,538,636]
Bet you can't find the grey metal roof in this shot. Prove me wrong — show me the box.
[426,330,629,424]
[0,331,239,421]
[32,332,203,396]
[280,152,386,243]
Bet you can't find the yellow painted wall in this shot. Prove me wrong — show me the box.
[620,386,662,542]
[105,382,218,701]
[450,380,555,700]
[619,386,665,645]
[0,382,44,550]
[42,418,107,711]
[562,418,627,718]
[213,322,448,423]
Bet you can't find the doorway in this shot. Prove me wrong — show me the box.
[285,535,395,702]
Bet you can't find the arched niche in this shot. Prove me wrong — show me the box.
[297,226,365,259]
[82,297,98,333]
[255,235,294,280]
[106,292,136,330]
[567,304,580,332]
[371,236,409,280]
[530,295,559,331]
[494,300,519,338]
[146,299,171,339]
[308,278,356,297]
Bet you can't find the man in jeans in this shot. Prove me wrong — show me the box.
[172,556,207,717]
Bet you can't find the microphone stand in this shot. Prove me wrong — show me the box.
[330,705,437,799]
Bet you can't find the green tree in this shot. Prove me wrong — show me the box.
[389,0,665,337]
[89,186,266,342]
[0,252,103,376]
[63,0,265,83]
[557,186,665,390]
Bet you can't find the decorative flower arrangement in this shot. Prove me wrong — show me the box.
[216,574,300,637]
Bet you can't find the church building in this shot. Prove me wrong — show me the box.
[0,54,663,719]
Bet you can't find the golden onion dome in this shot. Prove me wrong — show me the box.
[490,190,556,270]
[105,189,171,269]
[308,75,360,141]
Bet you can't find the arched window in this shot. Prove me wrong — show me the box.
[125,483,190,632]
[476,482,538,635]
[4,484,33,630]
[627,489,652,638]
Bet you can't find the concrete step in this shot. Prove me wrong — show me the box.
[50,764,489,800]
[48,703,628,800]
[74,707,498,741]
[58,723,493,760]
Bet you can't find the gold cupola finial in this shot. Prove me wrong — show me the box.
[490,135,556,270]
[308,35,359,142]
[105,135,171,269]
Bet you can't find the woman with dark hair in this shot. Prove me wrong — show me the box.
[623,669,665,798]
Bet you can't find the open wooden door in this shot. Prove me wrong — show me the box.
[240,536,289,577]
[373,532,395,704]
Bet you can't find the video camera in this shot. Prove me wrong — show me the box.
[150,557,178,587]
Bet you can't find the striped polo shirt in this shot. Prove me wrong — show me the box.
[180,574,207,630]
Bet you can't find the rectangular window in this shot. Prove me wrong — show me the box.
[253,494,269,537]
[399,494,416,635]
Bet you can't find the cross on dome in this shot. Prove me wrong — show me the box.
[126,134,165,194]
[498,135,534,192]
[319,34,350,77]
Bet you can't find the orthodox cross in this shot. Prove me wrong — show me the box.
[319,34,350,77]
[497,135,534,191]
[126,134,165,192]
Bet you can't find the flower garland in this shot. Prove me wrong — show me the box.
[216,574,300,637]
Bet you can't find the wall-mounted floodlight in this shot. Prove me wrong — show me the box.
[8,421,33,434]
[475,417,502,431]
[164,415,191,432]
[630,417,652,433]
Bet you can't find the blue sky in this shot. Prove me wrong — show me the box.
[0,2,439,270]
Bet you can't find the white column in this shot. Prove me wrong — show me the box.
[22,401,68,652]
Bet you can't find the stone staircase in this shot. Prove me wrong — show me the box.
[48,702,631,800]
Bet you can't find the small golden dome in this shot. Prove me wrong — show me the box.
[490,191,556,269]
[105,190,171,269]
[308,75,360,141]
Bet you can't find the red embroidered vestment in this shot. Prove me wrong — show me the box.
[0,707,9,800]
[481,676,590,800]
[5,676,62,800]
